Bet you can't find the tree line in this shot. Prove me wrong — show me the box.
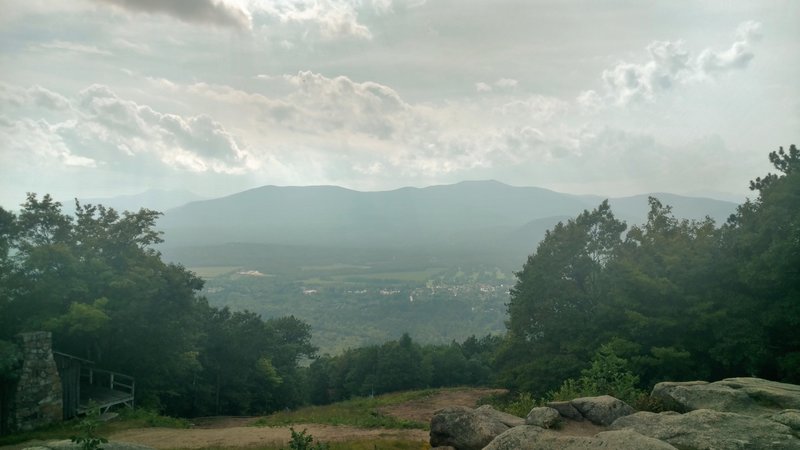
[498,145,799,396]
[0,198,314,416]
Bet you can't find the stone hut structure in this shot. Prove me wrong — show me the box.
[0,331,134,434]
[11,332,63,431]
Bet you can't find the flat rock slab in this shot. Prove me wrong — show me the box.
[483,425,677,450]
[611,409,800,450]
[652,377,800,415]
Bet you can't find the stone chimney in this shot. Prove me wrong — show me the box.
[13,331,63,430]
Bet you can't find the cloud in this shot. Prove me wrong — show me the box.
[94,0,251,30]
[697,21,761,75]
[474,78,519,93]
[0,117,97,168]
[495,95,569,122]
[255,0,372,40]
[583,21,762,107]
[0,83,72,110]
[0,82,253,177]
[75,84,252,173]
[475,82,492,93]
[37,40,112,56]
[495,78,518,88]
[281,71,411,138]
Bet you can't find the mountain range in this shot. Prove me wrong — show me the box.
[153,181,738,258]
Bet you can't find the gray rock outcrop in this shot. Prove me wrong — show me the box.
[525,407,560,428]
[569,395,635,425]
[431,377,800,450]
[483,425,677,450]
[652,377,800,415]
[611,409,800,450]
[429,405,522,450]
[771,409,800,431]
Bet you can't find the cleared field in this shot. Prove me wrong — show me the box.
[188,266,241,278]
[301,263,372,271]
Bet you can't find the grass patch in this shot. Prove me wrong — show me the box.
[0,408,189,446]
[254,390,435,430]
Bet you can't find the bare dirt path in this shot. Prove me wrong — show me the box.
[110,424,428,449]
[378,387,507,424]
[106,388,503,449]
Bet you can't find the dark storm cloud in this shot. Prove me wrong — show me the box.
[94,0,251,30]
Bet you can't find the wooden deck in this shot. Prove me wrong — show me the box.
[78,368,135,414]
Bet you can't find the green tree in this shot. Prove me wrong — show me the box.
[721,145,800,381]
[500,201,625,394]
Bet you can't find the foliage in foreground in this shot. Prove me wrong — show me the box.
[286,427,329,450]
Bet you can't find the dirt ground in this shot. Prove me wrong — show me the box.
[6,388,607,449]
[106,388,503,449]
[109,424,429,449]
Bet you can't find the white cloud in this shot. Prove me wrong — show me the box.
[696,21,761,75]
[75,84,253,173]
[494,95,569,122]
[475,82,492,93]
[494,78,518,88]
[0,82,254,178]
[255,0,372,40]
[585,21,762,107]
[475,78,519,93]
[0,83,72,110]
[281,71,411,138]
[37,40,113,56]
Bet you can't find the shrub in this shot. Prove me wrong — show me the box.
[286,427,329,450]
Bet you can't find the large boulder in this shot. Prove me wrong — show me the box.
[429,405,521,450]
[525,407,560,428]
[611,409,800,450]
[652,377,800,415]
[546,401,583,421]
[474,404,525,427]
[569,395,635,425]
[483,425,677,450]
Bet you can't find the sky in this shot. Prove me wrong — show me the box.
[1,0,798,208]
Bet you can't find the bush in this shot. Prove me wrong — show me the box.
[286,427,329,450]
[545,344,644,406]
[478,391,536,417]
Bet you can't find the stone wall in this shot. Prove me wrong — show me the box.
[12,331,63,430]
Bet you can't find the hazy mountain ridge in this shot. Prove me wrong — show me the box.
[76,189,205,214]
[157,181,738,253]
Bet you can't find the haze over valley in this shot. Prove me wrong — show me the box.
[66,181,738,353]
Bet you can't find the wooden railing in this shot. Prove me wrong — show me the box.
[79,367,135,412]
